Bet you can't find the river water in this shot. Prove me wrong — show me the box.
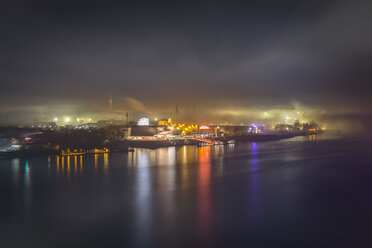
[1,134,372,247]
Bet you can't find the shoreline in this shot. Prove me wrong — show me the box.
[0,132,318,158]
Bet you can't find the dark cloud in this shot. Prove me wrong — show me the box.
[0,0,371,123]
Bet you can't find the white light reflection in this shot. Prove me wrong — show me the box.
[11,158,20,187]
[48,156,51,177]
[156,148,177,231]
[135,149,152,246]
[213,145,225,176]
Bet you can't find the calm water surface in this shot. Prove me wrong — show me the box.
[1,135,372,247]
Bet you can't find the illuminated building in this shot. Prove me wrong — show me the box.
[274,124,294,131]
[138,118,150,126]
[157,119,169,126]
[247,125,264,134]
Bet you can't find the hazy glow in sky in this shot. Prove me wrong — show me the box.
[0,0,371,127]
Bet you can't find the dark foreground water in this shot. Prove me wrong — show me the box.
[1,135,372,248]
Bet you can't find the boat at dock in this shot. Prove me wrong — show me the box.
[59,148,110,156]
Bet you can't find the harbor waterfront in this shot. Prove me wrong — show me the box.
[0,121,321,156]
[1,134,372,247]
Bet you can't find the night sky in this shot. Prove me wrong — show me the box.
[1,0,372,125]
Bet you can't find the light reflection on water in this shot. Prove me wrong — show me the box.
[2,135,371,247]
[250,142,260,221]
[11,158,20,187]
[197,146,212,245]
[135,150,152,246]
[60,156,63,175]
[24,160,31,213]
[79,155,83,175]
